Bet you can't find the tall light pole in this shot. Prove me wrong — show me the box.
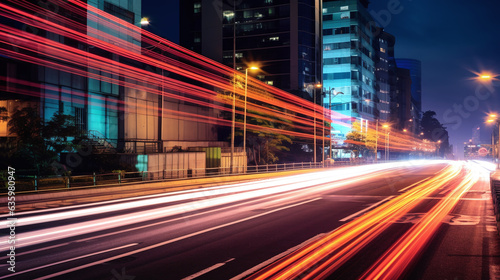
[375,119,379,162]
[383,124,390,161]
[230,1,237,174]
[314,83,322,163]
[244,66,259,160]
[327,88,344,160]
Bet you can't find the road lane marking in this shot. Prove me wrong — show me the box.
[339,196,394,222]
[182,258,235,280]
[0,242,72,261]
[398,177,431,193]
[75,189,318,243]
[0,243,138,280]
[24,198,320,280]
[230,233,326,280]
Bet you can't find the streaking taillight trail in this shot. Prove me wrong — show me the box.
[246,162,482,280]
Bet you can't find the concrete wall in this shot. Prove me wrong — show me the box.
[221,151,247,174]
[147,152,206,179]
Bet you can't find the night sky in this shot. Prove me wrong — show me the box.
[142,0,500,159]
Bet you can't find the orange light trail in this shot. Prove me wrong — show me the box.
[0,0,435,148]
[359,163,481,279]
[246,162,462,279]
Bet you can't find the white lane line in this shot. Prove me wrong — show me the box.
[75,188,315,243]
[339,196,394,222]
[24,198,320,280]
[398,177,431,193]
[230,233,326,280]
[182,258,235,280]
[0,242,71,261]
[0,243,138,280]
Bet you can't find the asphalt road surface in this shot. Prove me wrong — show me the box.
[1,160,498,280]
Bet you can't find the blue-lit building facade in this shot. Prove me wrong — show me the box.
[0,0,143,149]
[322,0,377,158]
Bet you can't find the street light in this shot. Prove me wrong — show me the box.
[140,17,150,26]
[243,66,259,160]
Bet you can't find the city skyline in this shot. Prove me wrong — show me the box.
[143,0,500,158]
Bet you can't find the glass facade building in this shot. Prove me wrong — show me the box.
[180,0,322,100]
[322,0,377,156]
[374,31,396,122]
[396,58,422,134]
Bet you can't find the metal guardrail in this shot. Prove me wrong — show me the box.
[1,160,371,193]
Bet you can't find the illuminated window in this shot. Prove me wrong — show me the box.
[340,12,350,19]
[269,36,279,41]
[340,6,349,11]
[223,10,234,23]
[244,10,252,18]
[194,2,201,13]
[380,47,386,53]
[265,81,274,85]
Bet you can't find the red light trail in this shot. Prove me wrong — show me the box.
[0,0,435,149]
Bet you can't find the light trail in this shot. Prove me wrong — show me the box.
[246,162,461,279]
[359,162,483,279]
[0,0,433,150]
[1,161,436,250]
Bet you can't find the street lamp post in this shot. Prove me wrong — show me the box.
[314,83,322,163]
[327,87,344,160]
[243,66,259,162]
[383,124,390,161]
[375,119,379,162]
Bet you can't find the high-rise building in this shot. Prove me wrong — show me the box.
[322,0,377,157]
[393,67,412,131]
[374,31,396,122]
[179,0,323,100]
[396,58,421,133]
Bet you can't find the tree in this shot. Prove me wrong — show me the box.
[345,121,377,159]
[420,110,451,157]
[216,75,294,165]
[7,107,79,175]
